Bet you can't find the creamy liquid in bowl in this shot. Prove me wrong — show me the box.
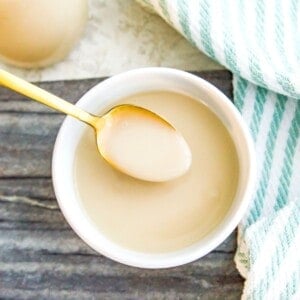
[74,91,239,253]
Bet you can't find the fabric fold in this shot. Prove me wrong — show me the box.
[234,76,300,299]
[137,0,300,99]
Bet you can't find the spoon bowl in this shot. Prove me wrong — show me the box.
[97,104,192,181]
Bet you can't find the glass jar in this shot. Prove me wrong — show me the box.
[0,0,88,68]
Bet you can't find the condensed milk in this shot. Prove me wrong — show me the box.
[74,91,239,253]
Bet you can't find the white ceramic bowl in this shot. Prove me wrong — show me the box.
[52,68,256,269]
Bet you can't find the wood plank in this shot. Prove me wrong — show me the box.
[0,78,103,112]
[1,266,242,300]
[0,238,242,299]
[0,71,232,113]
[0,113,63,177]
[0,71,243,299]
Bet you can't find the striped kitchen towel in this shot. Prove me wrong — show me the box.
[137,1,300,299]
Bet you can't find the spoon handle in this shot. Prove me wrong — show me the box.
[0,69,98,127]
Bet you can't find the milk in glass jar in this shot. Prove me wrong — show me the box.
[0,0,88,68]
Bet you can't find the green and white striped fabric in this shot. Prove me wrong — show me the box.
[234,77,300,299]
[137,1,300,299]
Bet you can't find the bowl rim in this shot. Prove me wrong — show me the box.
[52,67,256,268]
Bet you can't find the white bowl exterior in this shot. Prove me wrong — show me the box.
[52,68,256,268]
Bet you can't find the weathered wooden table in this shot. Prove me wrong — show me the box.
[0,70,244,299]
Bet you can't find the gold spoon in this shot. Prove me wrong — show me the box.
[0,69,191,182]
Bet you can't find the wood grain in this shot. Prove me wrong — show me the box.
[0,71,244,299]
